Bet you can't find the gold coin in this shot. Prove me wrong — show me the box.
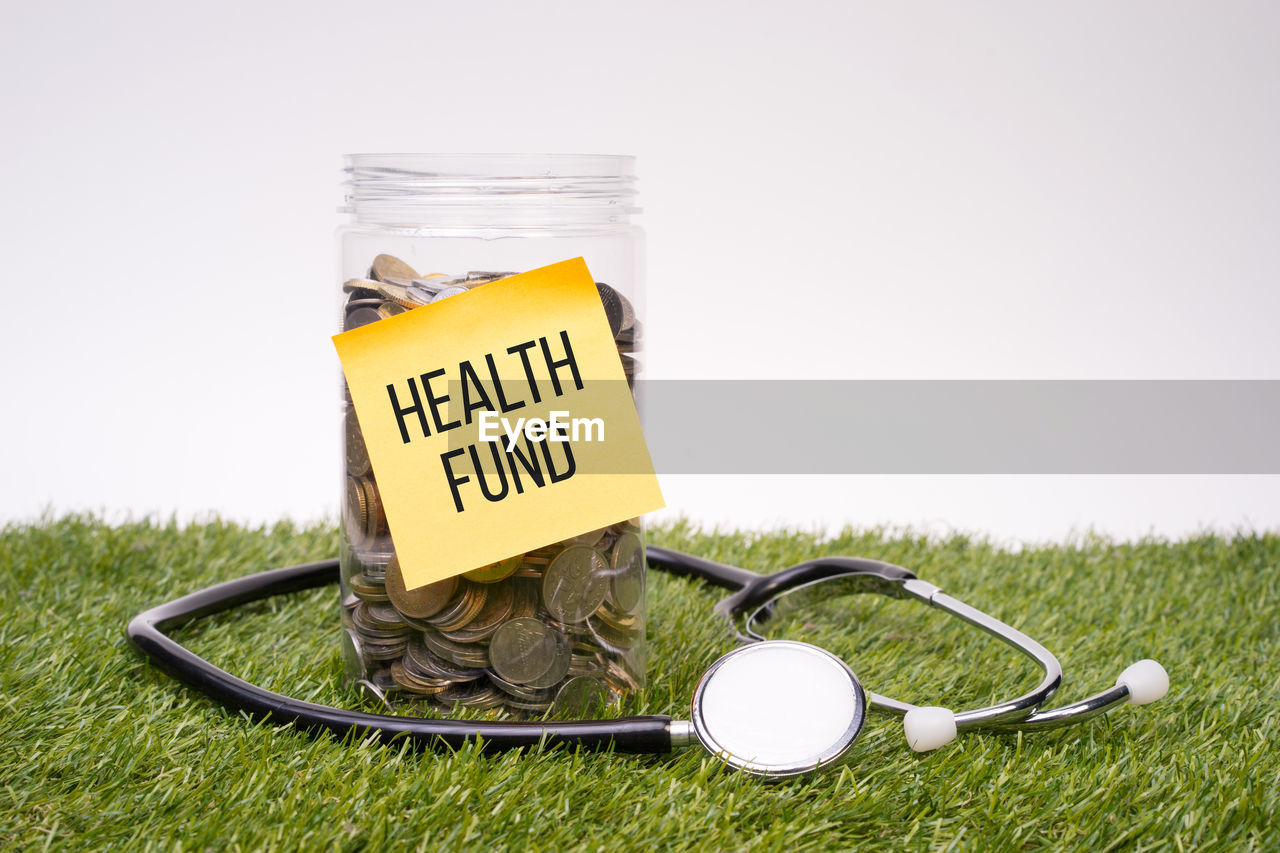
[439,582,514,643]
[348,573,388,602]
[375,281,428,309]
[564,528,605,548]
[361,478,387,537]
[344,476,368,544]
[429,582,488,632]
[465,554,522,583]
[385,556,457,620]
[345,409,371,477]
[610,532,644,613]
[370,253,419,282]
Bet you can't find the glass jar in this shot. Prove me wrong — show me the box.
[335,154,646,717]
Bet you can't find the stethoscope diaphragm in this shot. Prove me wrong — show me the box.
[690,641,866,778]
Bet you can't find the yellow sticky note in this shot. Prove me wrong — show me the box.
[332,258,664,590]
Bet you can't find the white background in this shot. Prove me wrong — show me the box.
[3,1,1277,544]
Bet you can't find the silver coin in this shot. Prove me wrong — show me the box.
[344,306,382,331]
[438,681,508,710]
[489,672,558,703]
[406,281,440,303]
[595,282,624,337]
[489,617,559,684]
[431,285,469,302]
[616,290,636,332]
[405,635,484,681]
[354,678,392,711]
[542,546,609,625]
[551,675,609,716]
[341,627,370,679]
[362,639,410,661]
[365,601,408,629]
[523,628,571,689]
[421,628,490,668]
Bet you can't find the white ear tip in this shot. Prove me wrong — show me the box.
[903,706,958,752]
[1117,659,1169,705]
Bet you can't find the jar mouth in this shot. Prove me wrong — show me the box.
[345,152,635,174]
[342,153,639,226]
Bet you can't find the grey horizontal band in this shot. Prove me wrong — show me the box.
[636,380,1280,475]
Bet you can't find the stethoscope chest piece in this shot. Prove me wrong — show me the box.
[690,640,867,778]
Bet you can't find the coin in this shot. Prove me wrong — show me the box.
[347,573,387,602]
[616,289,636,332]
[422,629,491,668]
[616,318,642,346]
[354,678,392,710]
[490,617,560,684]
[596,282,624,336]
[351,604,410,639]
[406,283,440,304]
[609,532,644,613]
[464,554,521,583]
[523,629,570,689]
[362,640,410,662]
[551,675,609,716]
[542,546,609,624]
[365,601,408,629]
[405,635,485,681]
[489,671,558,701]
[439,581,513,643]
[565,528,605,548]
[370,253,419,282]
[344,306,382,331]
[385,557,457,620]
[343,279,383,300]
[344,477,368,544]
[376,301,406,319]
[594,602,641,634]
[341,628,370,679]
[585,614,636,654]
[345,409,371,477]
[432,285,468,302]
[390,661,450,695]
[361,479,387,538]
[426,581,487,631]
[355,473,384,535]
[438,682,507,710]
[375,281,429,309]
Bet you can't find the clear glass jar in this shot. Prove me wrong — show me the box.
[336,154,646,717]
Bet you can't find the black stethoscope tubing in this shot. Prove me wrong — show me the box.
[126,547,918,754]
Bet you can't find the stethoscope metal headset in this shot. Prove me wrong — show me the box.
[127,546,1169,779]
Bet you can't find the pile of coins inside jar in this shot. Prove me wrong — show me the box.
[339,254,645,716]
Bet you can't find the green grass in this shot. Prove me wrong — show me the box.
[1,515,1277,851]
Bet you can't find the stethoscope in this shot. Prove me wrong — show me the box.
[127,546,1169,779]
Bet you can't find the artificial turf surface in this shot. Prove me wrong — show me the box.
[0,515,1276,851]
